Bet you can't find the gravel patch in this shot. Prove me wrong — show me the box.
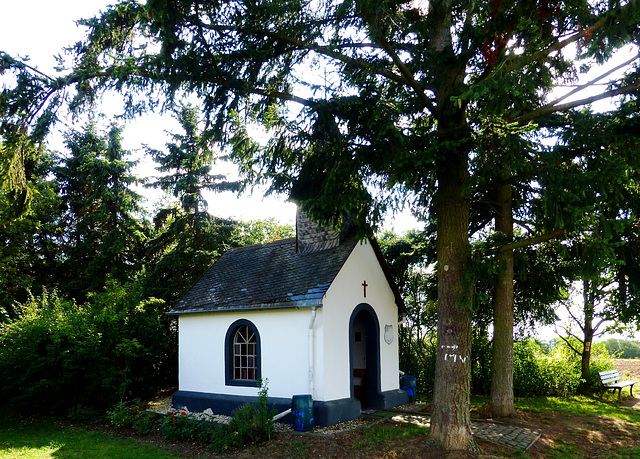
[146,395,173,414]
[391,402,429,413]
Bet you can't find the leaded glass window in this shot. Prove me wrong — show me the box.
[232,325,257,380]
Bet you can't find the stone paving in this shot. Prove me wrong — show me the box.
[390,413,541,451]
[471,421,541,450]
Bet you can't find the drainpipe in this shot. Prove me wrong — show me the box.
[272,408,292,422]
[308,306,317,396]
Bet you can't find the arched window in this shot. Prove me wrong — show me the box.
[225,320,261,386]
[233,325,257,380]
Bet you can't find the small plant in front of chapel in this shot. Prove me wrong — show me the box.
[107,399,158,435]
[161,410,225,445]
[229,378,277,444]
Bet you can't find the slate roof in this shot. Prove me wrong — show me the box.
[168,236,358,315]
[167,236,405,315]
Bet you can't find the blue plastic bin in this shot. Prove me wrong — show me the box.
[400,375,417,402]
[292,394,314,432]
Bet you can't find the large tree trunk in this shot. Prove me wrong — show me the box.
[428,146,474,450]
[425,1,475,449]
[489,179,516,417]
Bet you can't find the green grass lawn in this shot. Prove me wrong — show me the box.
[0,417,183,459]
[514,394,640,422]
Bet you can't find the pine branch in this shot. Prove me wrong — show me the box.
[474,149,579,194]
[482,1,636,117]
[361,15,435,112]
[476,18,606,88]
[524,18,607,67]
[266,31,411,87]
[512,82,640,124]
[64,65,317,109]
[496,228,566,252]
[547,53,640,108]
[0,52,56,82]
[196,21,410,87]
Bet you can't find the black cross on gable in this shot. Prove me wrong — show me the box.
[362,280,368,298]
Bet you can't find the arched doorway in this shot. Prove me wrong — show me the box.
[349,304,382,409]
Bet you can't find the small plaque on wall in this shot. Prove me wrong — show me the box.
[384,324,393,344]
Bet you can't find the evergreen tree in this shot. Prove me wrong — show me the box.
[0,152,63,320]
[146,105,240,239]
[142,104,241,306]
[55,121,146,301]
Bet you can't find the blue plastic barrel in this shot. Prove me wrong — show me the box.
[291,394,314,432]
[400,375,417,402]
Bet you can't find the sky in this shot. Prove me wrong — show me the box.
[0,0,421,232]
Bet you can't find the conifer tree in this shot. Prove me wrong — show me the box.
[142,104,240,305]
[55,122,146,300]
[0,151,62,320]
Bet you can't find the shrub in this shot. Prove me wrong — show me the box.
[108,400,159,435]
[471,333,493,395]
[513,338,585,397]
[162,411,206,442]
[160,411,239,452]
[108,401,141,429]
[513,339,551,397]
[398,326,437,395]
[0,285,170,412]
[585,341,616,393]
[539,341,582,397]
[512,338,616,397]
[159,381,276,452]
[209,426,242,453]
[134,411,159,436]
[230,404,270,445]
[229,379,276,444]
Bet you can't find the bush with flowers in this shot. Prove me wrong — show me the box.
[160,380,276,453]
[160,410,238,451]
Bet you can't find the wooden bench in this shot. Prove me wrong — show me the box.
[599,370,637,400]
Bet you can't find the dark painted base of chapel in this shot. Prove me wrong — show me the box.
[172,389,409,427]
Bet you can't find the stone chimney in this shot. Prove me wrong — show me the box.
[296,209,341,254]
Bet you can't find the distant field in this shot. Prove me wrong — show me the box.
[614,359,640,380]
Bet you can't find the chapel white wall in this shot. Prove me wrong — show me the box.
[318,239,401,401]
[178,309,312,399]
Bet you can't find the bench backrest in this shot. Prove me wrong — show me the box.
[599,369,620,385]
